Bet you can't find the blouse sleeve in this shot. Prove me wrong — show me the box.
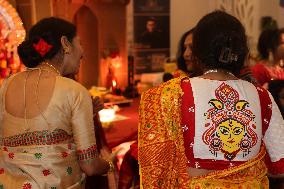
[263,93,284,175]
[70,84,98,161]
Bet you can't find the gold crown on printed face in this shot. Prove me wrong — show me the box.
[206,83,255,126]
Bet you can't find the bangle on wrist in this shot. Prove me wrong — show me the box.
[107,160,115,173]
[102,159,114,176]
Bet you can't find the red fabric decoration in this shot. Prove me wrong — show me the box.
[61,151,69,158]
[42,169,51,176]
[130,141,138,160]
[3,147,8,152]
[8,152,14,159]
[33,38,53,57]
[22,183,32,189]
[266,156,284,175]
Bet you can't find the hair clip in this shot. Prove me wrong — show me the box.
[219,47,238,64]
[33,38,53,57]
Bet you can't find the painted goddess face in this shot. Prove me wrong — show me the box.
[202,83,257,161]
[217,119,245,154]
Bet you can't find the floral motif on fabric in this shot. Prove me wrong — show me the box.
[0,129,72,147]
[22,183,32,189]
[61,152,69,158]
[66,167,72,175]
[77,144,98,161]
[0,168,4,174]
[34,153,42,159]
[139,77,191,188]
[8,152,14,159]
[67,143,72,150]
[202,83,257,161]
[42,169,51,176]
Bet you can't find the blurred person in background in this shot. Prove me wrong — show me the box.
[251,28,284,87]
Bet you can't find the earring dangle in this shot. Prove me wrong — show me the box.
[63,48,70,54]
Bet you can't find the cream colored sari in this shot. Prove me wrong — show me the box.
[0,74,98,189]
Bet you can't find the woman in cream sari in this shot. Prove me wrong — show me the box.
[0,17,114,189]
[138,11,284,189]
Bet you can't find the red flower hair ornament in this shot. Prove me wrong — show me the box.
[33,38,53,57]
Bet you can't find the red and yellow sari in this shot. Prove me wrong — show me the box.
[138,77,273,189]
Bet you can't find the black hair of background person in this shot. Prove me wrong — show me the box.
[260,16,278,31]
[257,29,281,60]
[18,17,76,68]
[176,28,194,74]
[192,11,248,76]
[162,72,174,82]
[268,80,284,118]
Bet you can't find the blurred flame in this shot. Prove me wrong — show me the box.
[112,79,117,88]
[99,108,116,123]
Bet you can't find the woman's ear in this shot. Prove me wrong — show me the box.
[61,36,71,54]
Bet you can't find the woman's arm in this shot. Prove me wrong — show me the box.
[70,83,113,176]
[263,93,284,183]
[79,157,113,176]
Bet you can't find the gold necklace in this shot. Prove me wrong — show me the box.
[42,62,61,76]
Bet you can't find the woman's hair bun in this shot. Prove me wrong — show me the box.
[18,39,44,68]
[17,17,77,68]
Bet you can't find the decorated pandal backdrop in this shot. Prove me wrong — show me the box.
[0,0,25,84]
[0,0,130,91]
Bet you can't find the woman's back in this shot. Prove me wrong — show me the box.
[0,70,95,189]
[1,70,87,134]
[5,70,57,120]
[138,76,284,188]
[181,77,283,176]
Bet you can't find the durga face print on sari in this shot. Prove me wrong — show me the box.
[202,83,258,161]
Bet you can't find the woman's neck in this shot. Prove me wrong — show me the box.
[38,62,61,76]
[200,69,238,80]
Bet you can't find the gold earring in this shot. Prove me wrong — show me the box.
[63,48,70,54]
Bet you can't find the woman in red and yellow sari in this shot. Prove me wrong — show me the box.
[138,11,284,189]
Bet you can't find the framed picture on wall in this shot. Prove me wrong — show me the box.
[134,16,169,49]
[132,0,170,74]
[133,49,169,74]
[134,0,170,13]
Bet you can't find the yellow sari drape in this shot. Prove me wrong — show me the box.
[138,77,269,189]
